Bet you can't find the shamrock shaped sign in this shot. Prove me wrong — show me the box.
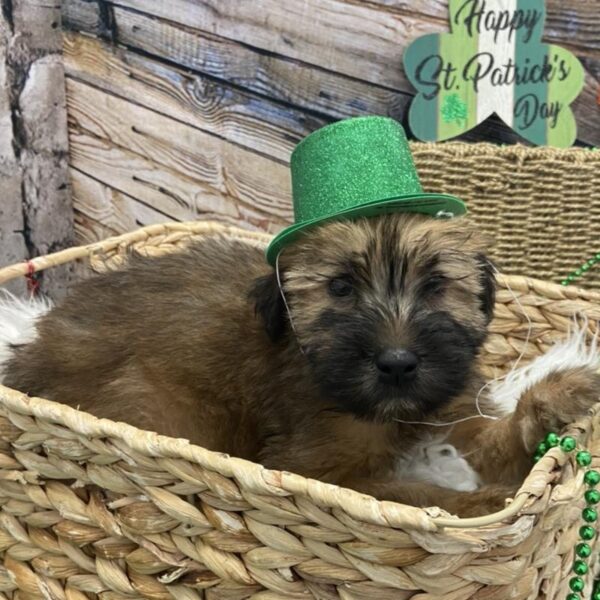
[403,0,584,147]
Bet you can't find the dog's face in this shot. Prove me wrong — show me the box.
[250,214,495,421]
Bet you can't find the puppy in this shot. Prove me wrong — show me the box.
[4,214,598,516]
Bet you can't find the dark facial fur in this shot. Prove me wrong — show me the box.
[251,214,496,421]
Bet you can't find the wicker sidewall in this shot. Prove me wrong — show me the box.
[0,221,598,600]
[411,143,600,290]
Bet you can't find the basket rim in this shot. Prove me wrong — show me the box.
[0,220,596,532]
[2,220,599,303]
[410,140,600,163]
[0,381,537,531]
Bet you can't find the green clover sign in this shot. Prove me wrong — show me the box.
[403,0,585,147]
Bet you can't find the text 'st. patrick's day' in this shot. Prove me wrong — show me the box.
[403,0,584,147]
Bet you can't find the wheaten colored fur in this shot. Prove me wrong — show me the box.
[3,214,599,516]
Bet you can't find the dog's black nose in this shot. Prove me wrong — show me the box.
[376,348,419,384]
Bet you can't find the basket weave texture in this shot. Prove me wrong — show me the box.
[0,221,599,600]
[411,143,600,289]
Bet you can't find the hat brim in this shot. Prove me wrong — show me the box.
[265,194,467,265]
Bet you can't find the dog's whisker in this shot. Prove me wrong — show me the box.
[275,250,306,356]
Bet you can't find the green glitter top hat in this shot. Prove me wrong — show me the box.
[265,116,467,265]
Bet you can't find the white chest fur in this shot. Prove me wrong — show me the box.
[396,437,480,492]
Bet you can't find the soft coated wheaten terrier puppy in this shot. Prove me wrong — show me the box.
[4,214,598,516]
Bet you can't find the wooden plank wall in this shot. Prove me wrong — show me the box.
[61,0,600,245]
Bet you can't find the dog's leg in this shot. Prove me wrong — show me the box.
[512,365,600,452]
[449,366,600,485]
[344,478,517,517]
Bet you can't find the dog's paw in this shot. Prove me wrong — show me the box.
[516,366,600,451]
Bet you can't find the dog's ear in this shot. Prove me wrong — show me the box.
[249,272,287,342]
[476,254,496,324]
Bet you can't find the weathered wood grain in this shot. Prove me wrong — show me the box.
[112,0,600,92]
[110,6,521,146]
[63,33,328,163]
[67,79,292,231]
[71,168,178,244]
[61,0,599,150]
[573,71,600,145]
[353,0,448,15]
[582,57,600,82]
[71,128,289,232]
[544,1,600,57]
[76,2,598,147]
[70,130,210,223]
[95,7,563,146]
[112,0,445,94]
[62,3,413,124]
[362,0,600,56]
[75,209,120,246]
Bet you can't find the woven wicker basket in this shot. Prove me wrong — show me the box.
[411,143,600,290]
[0,221,599,600]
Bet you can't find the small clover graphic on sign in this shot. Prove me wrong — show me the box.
[441,94,468,125]
[403,0,584,147]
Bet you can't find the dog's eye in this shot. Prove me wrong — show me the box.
[328,278,354,298]
[423,274,447,295]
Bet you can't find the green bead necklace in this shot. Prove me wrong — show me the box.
[561,254,600,286]
[535,433,599,598]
